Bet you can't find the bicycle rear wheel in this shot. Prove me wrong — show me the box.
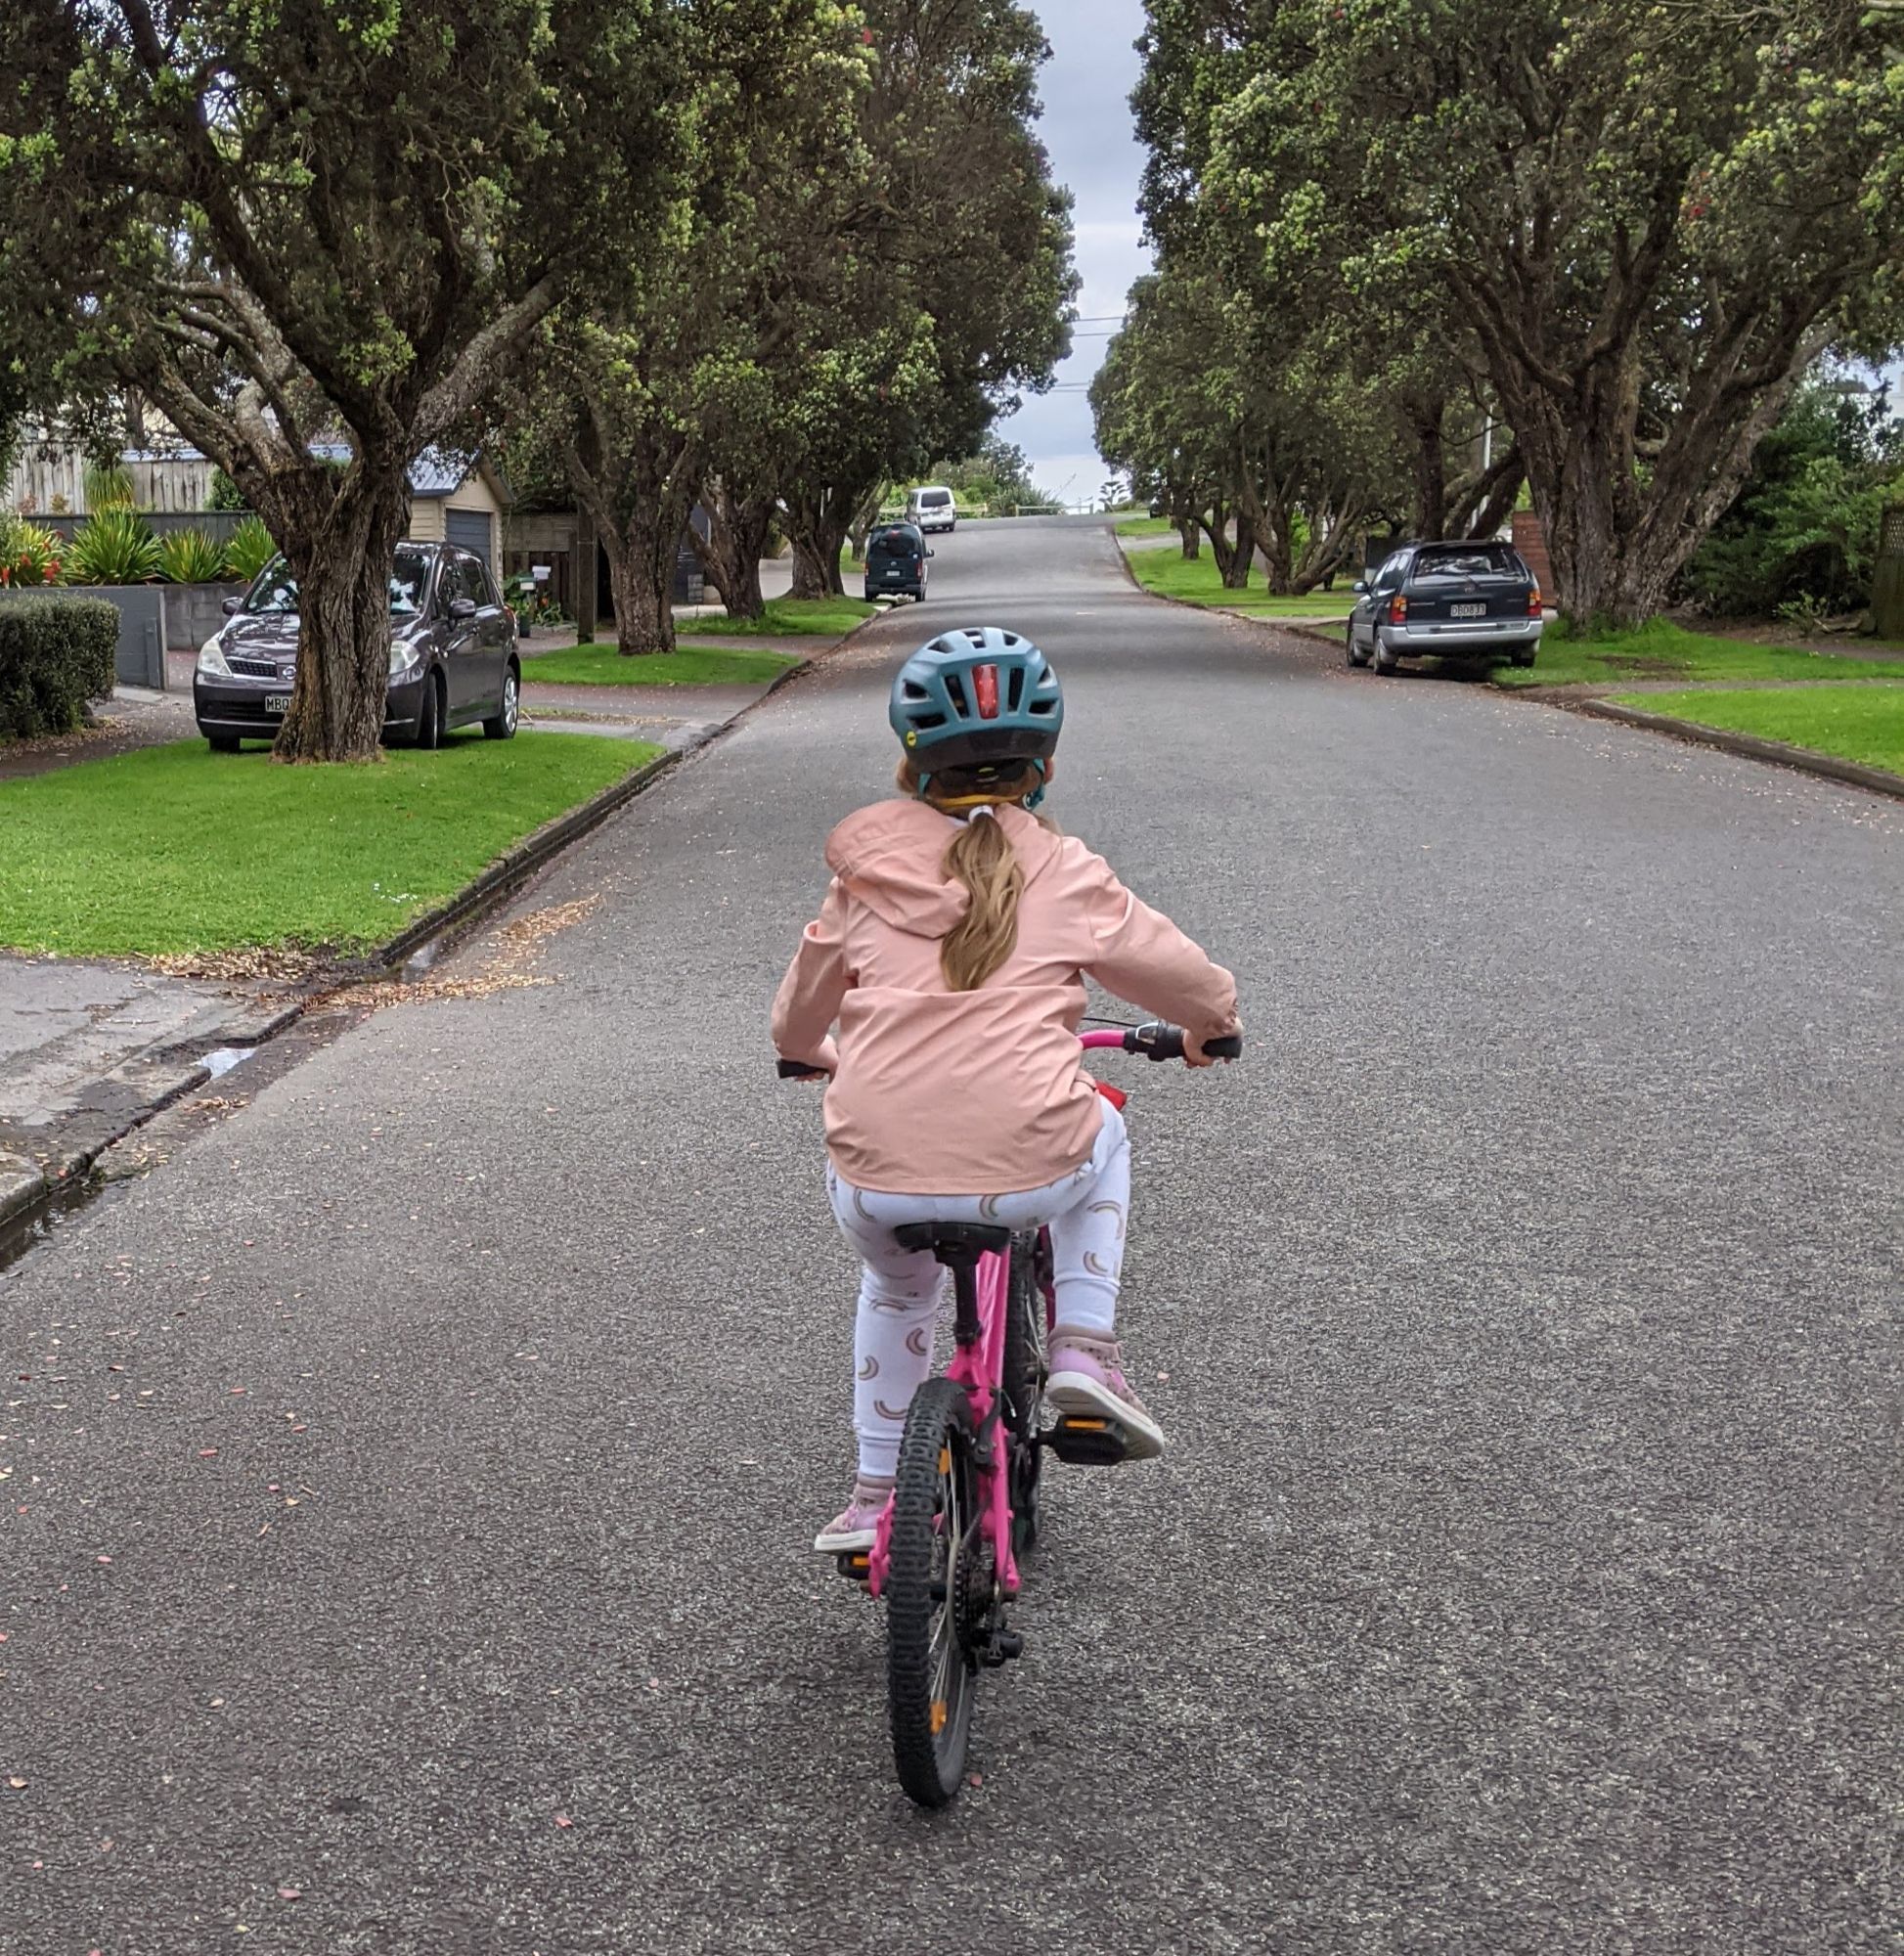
[886,1377,980,1806]
[1001,1233,1048,1555]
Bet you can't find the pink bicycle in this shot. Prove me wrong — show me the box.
[782,1020,1240,1806]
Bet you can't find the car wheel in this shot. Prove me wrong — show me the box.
[1511,648,1537,668]
[483,662,520,739]
[414,671,445,750]
[1347,623,1369,668]
[206,733,241,753]
[1371,631,1399,676]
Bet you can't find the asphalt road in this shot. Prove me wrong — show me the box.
[4,518,1899,1954]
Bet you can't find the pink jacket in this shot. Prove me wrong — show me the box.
[772,798,1239,1194]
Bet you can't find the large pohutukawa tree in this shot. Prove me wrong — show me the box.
[774,0,1076,598]
[0,0,694,759]
[1166,0,1904,624]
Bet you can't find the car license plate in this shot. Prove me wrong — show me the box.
[1449,601,1486,618]
[265,693,289,715]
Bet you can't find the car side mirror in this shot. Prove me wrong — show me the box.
[925,549,935,559]
[448,597,477,621]
[222,596,242,614]
[1351,580,1369,595]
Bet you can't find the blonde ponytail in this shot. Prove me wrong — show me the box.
[939,813,1025,991]
[896,755,1051,991]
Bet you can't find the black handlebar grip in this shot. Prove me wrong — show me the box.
[776,1058,829,1080]
[1203,1033,1243,1060]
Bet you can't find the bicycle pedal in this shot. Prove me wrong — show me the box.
[1042,1415,1130,1466]
[981,1628,1024,1668]
[834,1550,872,1584]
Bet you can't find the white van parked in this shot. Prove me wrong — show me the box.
[906,485,956,534]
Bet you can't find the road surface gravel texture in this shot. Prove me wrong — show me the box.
[3,519,1898,1954]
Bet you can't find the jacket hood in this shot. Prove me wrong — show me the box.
[825,798,1063,940]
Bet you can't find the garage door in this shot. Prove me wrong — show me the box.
[445,511,492,567]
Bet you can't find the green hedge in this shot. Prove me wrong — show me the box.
[0,598,119,740]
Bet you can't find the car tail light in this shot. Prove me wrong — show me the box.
[915,557,924,575]
[1388,594,1407,625]
[1528,585,1543,616]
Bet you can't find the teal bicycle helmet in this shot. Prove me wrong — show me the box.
[889,627,1063,790]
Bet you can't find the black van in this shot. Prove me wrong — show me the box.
[864,521,932,603]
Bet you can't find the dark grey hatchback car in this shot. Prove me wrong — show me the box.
[194,541,520,750]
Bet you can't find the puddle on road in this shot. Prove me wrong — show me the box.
[200,1045,255,1081]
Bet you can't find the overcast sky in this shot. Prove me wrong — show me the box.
[996,0,1151,506]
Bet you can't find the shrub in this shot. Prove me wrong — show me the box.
[83,461,137,511]
[0,517,63,588]
[0,597,118,740]
[222,515,277,583]
[204,467,248,512]
[158,527,231,584]
[63,507,163,587]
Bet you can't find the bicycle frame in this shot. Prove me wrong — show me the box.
[864,1028,1129,1603]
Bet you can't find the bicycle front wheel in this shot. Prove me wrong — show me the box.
[886,1376,980,1806]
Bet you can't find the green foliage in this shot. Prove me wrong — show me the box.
[1611,685,1904,775]
[0,516,63,587]
[221,517,277,585]
[0,594,116,738]
[157,527,231,585]
[64,507,160,585]
[1138,0,1904,622]
[1683,378,1903,618]
[82,461,134,511]
[915,437,1053,514]
[204,467,247,513]
[0,732,662,956]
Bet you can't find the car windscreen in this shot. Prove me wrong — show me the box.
[917,490,952,508]
[1412,545,1519,581]
[868,526,920,556]
[242,548,433,616]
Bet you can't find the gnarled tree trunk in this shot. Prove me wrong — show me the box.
[696,481,774,621]
[571,419,697,654]
[783,484,850,599]
[268,466,412,764]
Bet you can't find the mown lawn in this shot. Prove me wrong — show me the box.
[524,644,799,687]
[675,596,874,639]
[1612,684,1904,776]
[1123,545,1358,615]
[1493,619,1904,689]
[0,732,661,957]
[1114,513,1176,537]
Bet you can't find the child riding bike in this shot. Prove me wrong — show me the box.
[772,626,1241,1554]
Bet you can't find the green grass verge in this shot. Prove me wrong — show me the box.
[1115,514,1176,537]
[1610,684,1904,776]
[1492,619,1904,689]
[676,596,873,638]
[1123,546,1358,615]
[523,644,798,687]
[0,731,662,957]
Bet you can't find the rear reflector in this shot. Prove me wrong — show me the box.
[972,663,999,719]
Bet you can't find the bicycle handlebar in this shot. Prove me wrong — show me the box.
[778,1021,1240,1079]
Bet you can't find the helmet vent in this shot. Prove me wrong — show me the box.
[1006,665,1025,712]
[945,672,970,715]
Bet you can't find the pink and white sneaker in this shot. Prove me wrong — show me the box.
[1045,1329,1167,1460]
[813,1476,895,1554]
